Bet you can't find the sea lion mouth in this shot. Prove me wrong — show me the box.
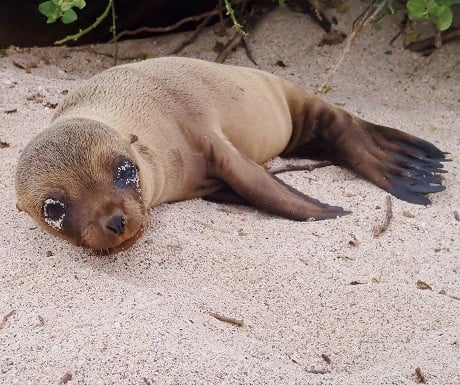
[94,224,145,255]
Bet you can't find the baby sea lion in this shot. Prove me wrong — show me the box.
[15,57,447,253]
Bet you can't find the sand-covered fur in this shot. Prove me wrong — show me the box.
[15,57,447,252]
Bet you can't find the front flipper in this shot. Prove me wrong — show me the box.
[204,133,349,221]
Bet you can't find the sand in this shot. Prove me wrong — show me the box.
[1,5,459,385]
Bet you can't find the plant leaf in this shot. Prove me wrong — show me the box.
[437,0,460,5]
[75,0,86,9]
[407,0,429,20]
[61,8,78,24]
[429,5,453,30]
[39,1,61,23]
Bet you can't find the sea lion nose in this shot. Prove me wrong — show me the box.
[106,215,125,235]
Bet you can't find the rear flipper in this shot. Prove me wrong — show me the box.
[284,103,448,205]
[336,120,447,205]
[357,122,447,204]
[203,132,349,221]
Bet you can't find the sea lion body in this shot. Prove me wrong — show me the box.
[50,58,301,204]
[15,57,447,252]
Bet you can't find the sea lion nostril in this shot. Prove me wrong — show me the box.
[106,215,125,235]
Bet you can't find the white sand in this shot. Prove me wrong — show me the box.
[1,5,459,385]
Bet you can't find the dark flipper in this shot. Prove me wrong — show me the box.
[359,122,447,204]
[283,101,448,205]
[203,132,349,221]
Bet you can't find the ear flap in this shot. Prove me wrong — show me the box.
[128,134,138,144]
[16,202,23,212]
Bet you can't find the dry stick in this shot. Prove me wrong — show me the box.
[169,10,217,54]
[321,353,332,364]
[193,219,230,233]
[215,1,276,64]
[209,312,244,326]
[116,0,249,40]
[288,0,332,33]
[307,369,331,374]
[0,310,16,329]
[215,32,244,63]
[321,1,388,91]
[406,27,460,52]
[215,0,249,63]
[389,14,409,46]
[270,161,332,175]
[115,9,221,40]
[110,0,118,65]
[373,196,393,237]
[241,37,257,66]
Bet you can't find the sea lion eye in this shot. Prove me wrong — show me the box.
[115,159,139,189]
[43,198,66,230]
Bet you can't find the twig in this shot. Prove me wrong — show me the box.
[270,161,332,175]
[241,37,257,65]
[307,369,331,374]
[0,310,16,329]
[288,0,332,33]
[193,220,230,233]
[169,8,217,55]
[215,1,275,63]
[321,0,388,91]
[321,354,332,364]
[209,311,244,326]
[110,0,118,64]
[373,196,393,237]
[115,9,221,40]
[389,14,409,46]
[406,27,460,52]
[215,32,244,63]
[55,0,113,45]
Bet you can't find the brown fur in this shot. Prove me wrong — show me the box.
[15,57,447,252]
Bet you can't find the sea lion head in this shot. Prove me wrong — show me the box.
[15,118,146,253]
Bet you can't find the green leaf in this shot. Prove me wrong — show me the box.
[61,8,78,24]
[407,0,429,20]
[426,0,440,15]
[437,0,460,6]
[74,0,86,9]
[429,5,453,30]
[39,1,61,23]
